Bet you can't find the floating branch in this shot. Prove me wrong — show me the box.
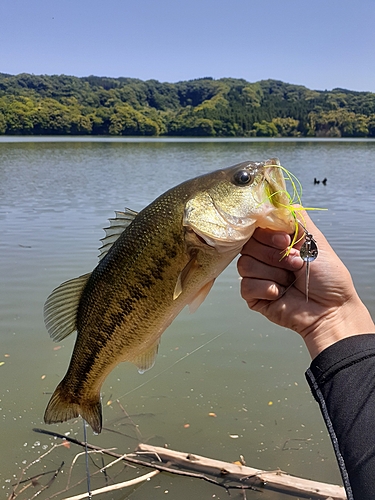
[33,428,346,499]
[62,470,159,500]
[136,443,346,500]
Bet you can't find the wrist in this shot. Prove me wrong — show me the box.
[301,295,375,359]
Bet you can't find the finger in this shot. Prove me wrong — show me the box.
[240,237,304,272]
[250,228,291,250]
[240,276,286,302]
[237,254,296,286]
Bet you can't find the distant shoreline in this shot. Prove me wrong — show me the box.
[2,136,375,143]
[1,74,375,138]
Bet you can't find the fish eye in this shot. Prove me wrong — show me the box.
[233,169,254,186]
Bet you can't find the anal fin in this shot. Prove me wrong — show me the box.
[132,338,161,374]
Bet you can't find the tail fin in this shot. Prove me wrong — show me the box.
[44,383,102,434]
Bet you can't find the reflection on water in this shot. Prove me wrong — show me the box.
[1,138,374,499]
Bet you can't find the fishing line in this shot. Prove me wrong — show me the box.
[82,418,92,499]
[117,332,225,401]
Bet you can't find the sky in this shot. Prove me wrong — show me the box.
[1,0,375,92]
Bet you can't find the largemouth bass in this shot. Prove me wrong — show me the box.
[44,158,295,433]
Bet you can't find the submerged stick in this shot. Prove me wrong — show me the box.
[82,419,92,499]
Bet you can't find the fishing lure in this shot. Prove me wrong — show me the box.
[263,163,323,302]
[299,222,319,302]
[263,163,325,253]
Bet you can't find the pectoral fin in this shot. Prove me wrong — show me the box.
[173,252,199,300]
[173,248,215,311]
[44,273,91,342]
[132,339,161,374]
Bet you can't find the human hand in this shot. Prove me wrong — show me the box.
[237,211,375,358]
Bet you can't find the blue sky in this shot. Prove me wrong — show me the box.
[1,0,375,92]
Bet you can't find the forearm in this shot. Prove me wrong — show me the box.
[306,334,375,500]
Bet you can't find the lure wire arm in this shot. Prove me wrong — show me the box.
[297,219,319,302]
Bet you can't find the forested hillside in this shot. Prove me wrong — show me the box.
[1,73,375,137]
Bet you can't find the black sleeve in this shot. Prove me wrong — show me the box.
[305,334,375,500]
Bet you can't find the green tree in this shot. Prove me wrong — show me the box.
[109,104,159,135]
[307,109,369,137]
[251,120,278,137]
[242,83,263,107]
[167,107,216,136]
[368,114,375,137]
[0,110,6,133]
[32,98,91,135]
[3,96,36,134]
[271,117,300,137]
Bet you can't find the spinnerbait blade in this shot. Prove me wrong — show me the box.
[299,226,318,302]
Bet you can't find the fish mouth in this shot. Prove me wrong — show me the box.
[264,166,290,207]
[259,166,295,232]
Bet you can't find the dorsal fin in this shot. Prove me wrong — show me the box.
[99,208,138,261]
[44,273,91,342]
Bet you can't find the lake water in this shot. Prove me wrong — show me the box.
[1,138,374,499]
